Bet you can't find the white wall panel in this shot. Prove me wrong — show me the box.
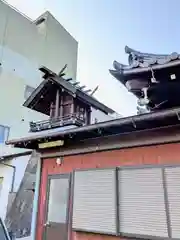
[165,167,180,239]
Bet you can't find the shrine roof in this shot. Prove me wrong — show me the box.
[109,46,180,82]
[24,66,114,115]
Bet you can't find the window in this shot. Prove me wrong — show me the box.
[0,125,10,143]
[24,85,35,100]
[47,177,70,223]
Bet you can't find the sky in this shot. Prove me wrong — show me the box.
[5,0,180,116]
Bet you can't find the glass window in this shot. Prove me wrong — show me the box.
[0,125,10,143]
[47,177,69,223]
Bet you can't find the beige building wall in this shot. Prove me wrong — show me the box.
[39,12,78,79]
[0,1,78,79]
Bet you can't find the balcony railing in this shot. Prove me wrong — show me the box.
[29,114,85,132]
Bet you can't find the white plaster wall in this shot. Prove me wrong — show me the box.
[0,154,30,220]
[11,155,30,192]
[0,65,47,139]
[0,164,12,220]
[0,2,78,79]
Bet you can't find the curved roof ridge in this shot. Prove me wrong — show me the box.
[125,45,170,58]
[109,46,180,81]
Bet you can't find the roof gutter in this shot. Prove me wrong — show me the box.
[6,107,180,146]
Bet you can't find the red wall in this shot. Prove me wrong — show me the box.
[36,142,180,240]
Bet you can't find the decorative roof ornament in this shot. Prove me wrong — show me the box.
[58,64,67,77]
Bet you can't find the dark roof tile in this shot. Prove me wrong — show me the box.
[110,46,180,78]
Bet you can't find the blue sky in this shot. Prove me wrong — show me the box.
[6,0,180,116]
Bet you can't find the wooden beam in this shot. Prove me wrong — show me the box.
[71,98,75,115]
[50,102,54,117]
[60,94,63,117]
[55,89,60,117]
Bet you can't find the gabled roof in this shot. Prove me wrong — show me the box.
[24,66,114,115]
[110,46,180,81]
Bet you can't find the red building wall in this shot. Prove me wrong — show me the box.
[36,142,180,240]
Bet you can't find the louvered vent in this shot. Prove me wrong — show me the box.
[118,168,168,238]
[165,167,180,239]
[72,169,117,234]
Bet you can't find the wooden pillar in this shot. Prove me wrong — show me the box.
[71,98,74,115]
[50,102,53,118]
[87,108,91,125]
[60,95,63,117]
[84,109,88,125]
[55,89,60,118]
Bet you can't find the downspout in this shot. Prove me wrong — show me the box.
[31,156,42,240]
[0,161,16,192]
